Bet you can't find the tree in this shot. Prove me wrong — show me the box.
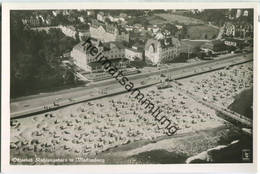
[10,11,77,97]
[164,23,178,35]
[105,17,112,24]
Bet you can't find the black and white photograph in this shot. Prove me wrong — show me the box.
[1,2,258,172]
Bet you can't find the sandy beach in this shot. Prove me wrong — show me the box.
[11,84,225,163]
[180,62,253,108]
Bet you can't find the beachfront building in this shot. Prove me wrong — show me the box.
[144,37,181,65]
[90,19,129,43]
[70,38,103,71]
[71,38,128,72]
[70,42,94,72]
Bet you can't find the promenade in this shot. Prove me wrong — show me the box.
[11,53,252,118]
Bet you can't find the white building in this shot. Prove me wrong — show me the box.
[108,15,120,22]
[145,37,181,65]
[71,39,129,72]
[59,25,77,39]
[236,9,242,18]
[87,11,95,16]
[97,12,105,22]
[70,42,92,72]
[78,16,85,23]
[52,11,58,16]
[243,10,249,17]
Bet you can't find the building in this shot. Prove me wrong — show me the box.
[45,18,52,26]
[97,12,106,22]
[119,13,127,19]
[236,9,242,18]
[78,30,90,41]
[154,32,165,40]
[22,16,41,27]
[144,37,181,65]
[224,38,245,50]
[87,10,95,16]
[59,25,77,39]
[147,25,160,34]
[107,15,117,22]
[70,42,93,72]
[125,25,134,31]
[243,10,249,17]
[71,39,128,72]
[62,10,71,16]
[133,24,145,32]
[101,41,126,60]
[224,22,253,39]
[78,16,85,23]
[52,11,58,17]
[125,46,143,61]
[225,22,236,36]
[90,19,129,43]
[176,25,183,30]
[108,15,124,23]
[71,38,104,71]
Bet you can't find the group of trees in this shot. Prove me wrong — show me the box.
[11,12,77,98]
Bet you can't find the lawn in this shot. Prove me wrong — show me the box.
[128,15,166,26]
[130,13,219,40]
[147,15,167,25]
[187,25,219,40]
[154,13,205,25]
[152,13,219,40]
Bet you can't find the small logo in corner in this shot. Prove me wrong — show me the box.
[242,149,251,161]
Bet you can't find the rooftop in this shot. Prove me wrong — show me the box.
[73,39,127,53]
[91,19,128,34]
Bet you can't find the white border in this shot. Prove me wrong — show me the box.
[1,2,259,174]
